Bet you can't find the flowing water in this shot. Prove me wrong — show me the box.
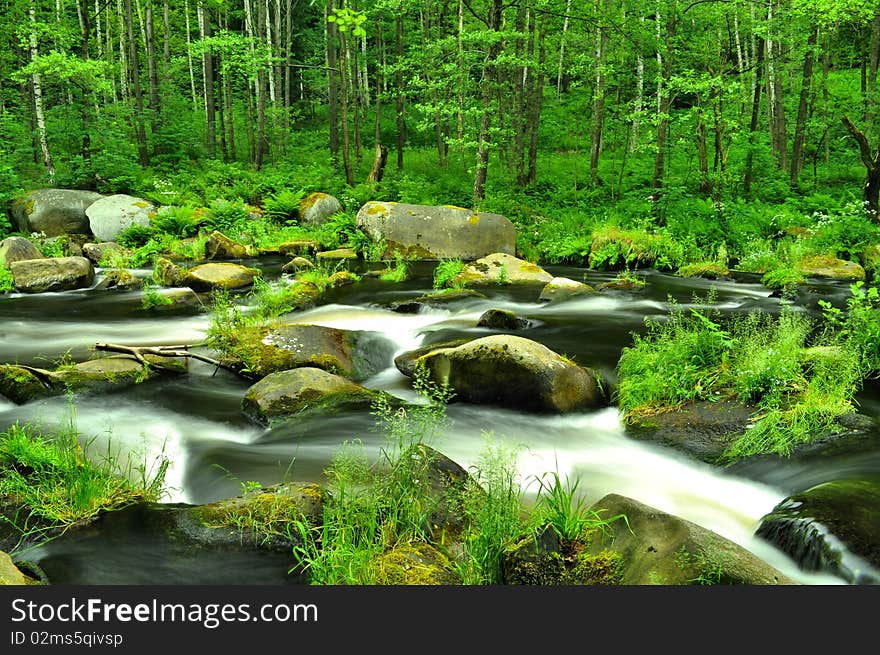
[1,261,875,585]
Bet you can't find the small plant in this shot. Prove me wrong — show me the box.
[203,199,251,234]
[263,188,306,224]
[497,263,509,285]
[150,205,200,238]
[0,266,13,293]
[379,252,409,283]
[141,282,173,310]
[433,258,466,290]
[761,267,805,293]
[116,224,157,248]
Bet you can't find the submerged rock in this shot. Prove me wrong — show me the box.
[153,257,187,287]
[281,256,314,274]
[0,236,44,268]
[241,367,382,425]
[316,247,358,261]
[476,308,532,330]
[416,334,602,413]
[0,550,39,585]
[454,253,553,287]
[11,188,103,236]
[82,241,125,265]
[10,256,95,293]
[356,201,516,260]
[755,478,880,584]
[389,289,486,314]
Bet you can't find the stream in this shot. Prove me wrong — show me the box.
[1,259,876,585]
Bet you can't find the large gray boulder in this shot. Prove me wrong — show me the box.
[415,334,602,413]
[10,256,95,293]
[356,201,516,260]
[85,194,154,242]
[242,367,382,425]
[300,192,342,226]
[582,494,797,585]
[0,237,44,268]
[10,189,103,236]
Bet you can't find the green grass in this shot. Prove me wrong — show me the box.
[433,258,466,290]
[0,422,168,549]
[141,282,173,310]
[379,253,409,283]
[0,266,13,293]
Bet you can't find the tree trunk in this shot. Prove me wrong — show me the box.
[145,2,161,139]
[867,12,880,127]
[473,0,504,203]
[743,37,765,194]
[125,0,150,165]
[697,110,711,195]
[255,0,269,169]
[842,115,880,218]
[185,0,198,108]
[28,2,55,183]
[556,0,572,97]
[339,30,354,186]
[327,0,340,169]
[652,4,674,199]
[527,14,547,185]
[589,5,609,186]
[791,27,818,188]
[198,1,216,158]
[395,14,405,170]
[78,0,94,182]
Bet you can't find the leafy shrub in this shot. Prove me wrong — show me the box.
[116,224,158,248]
[588,226,684,271]
[0,266,13,293]
[150,205,200,238]
[433,259,466,289]
[761,267,805,293]
[263,188,306,224]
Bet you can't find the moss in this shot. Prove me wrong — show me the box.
[299,192,328,213]
[365,202,390,217]
[371,542,461,585]
[673,546,728,585]
[677,262,731,279]
[467,215,480,226]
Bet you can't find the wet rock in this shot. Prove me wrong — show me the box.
[242,367,382,425]
[416,334,602,413]
[389,289,486,314]
[281,256,314,274]
[797,255,865,281]
[10,256,95,293]
[11,188,103,236]
[0,236,44,268]
[582,494,797,585]
[755,478,880,584]
[356,201,516,261]
[538,276,594,302]
[0,550,38,585]
[85,193,154,242]
[205,231,248,260]
[372,542,461,585]
[277,240,321,257]
[316,247,358,261]
[183,262,260,291]
[455,253,553,287]
[476,308,532,330]
[82,241,125,265]
[152,257,187,287]
[677,262,731,280]
[394,339,473,377]
[95,269,143,291]
[299,192,342,226]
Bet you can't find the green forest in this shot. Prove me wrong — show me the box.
[1,0,880,589]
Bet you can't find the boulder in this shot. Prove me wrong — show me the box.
[582,493,797,585]
[416,335,602,413]
[10,256,95,293]
[797,255,865,281]
[476,308,532,330]
[85,193,155,242]
[153,257,187,287]
[389,289,486,314]
[454,253,553,287]
[394,339,473,378]
[183,262,260,291]
[0,551,37,585]
[205,231,248,260]
[281,256,314,274]
[356,201,516,260]
[755,478,880,584]
[299,192,342,226]
[278,240,321,257]
[539,277,594,302]
[11,188,103,236]
[316,247,358,261]
[82,241,125,265]
[241,367,382,425]
[0,236,43,268]
[94,269,143,291]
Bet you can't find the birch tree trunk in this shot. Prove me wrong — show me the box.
[28,2,55,184]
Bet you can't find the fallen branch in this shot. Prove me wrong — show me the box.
[94,343,256,380]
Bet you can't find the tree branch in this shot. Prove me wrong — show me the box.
[94,343,256,380]
[842,115,876,170]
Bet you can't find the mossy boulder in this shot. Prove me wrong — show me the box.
[183,262,260,291]
[153,257,187,286]
[281,256,314,274]
[755,477,880,584]
[0,236,43,268]
[394,339,473,377]
[583,493,796,585]
[205,231,249,260]
[82,241,125,265]
[596,276,646,293]
[11,188,103,236]
[677,262,731,279]
[388,289,486,314]
[277,240,321,257]
[316,247,358,261]
[476,308,532,330]
[0,356,186,404]
[228,323,396,381]
[0,550,39,585]
[356,201,516,260]
[85,193,154,242]
[454,253,553,287]
[10,256,95,293]
[416,334,602,413]
[371,542,462,585]
[300,192,342,226]
[538,277,595,302]
[178,481,327,552]
[797,255,865,281]
[501,525,624,585]
[242,367,383,425]
[95,269,143,291]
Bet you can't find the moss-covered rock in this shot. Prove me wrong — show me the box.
[454,253,553,287]
[356,201,516,260]
[277,240,322,257]
[95,269,143,291]
[11,256,95,293]
[797,255,865,281]
[85,194,154,242]
[11,188,103,236]
[0,236,43,268]
[152,257,187,287]
[755,477,880,584]
[0,365,49,404]
[416,334,602,413]
[476,308,532,330]
[299,192,342,226]
[371,542,462,585]
[388,289,486,314]
[241,367,383,425]
[205,231,248,260]
[538,277,594,302]
[677,262,731,279]
[183,262,260,291]
[281,256,314,274]
[0,550,39,585]
[316,247,358,261]
[584,494,796,585]
[393,339,473,378]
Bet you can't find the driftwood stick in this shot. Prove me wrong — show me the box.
[93,343,255,380]
[14,365,57,389]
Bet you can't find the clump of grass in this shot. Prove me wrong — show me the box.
[761,267,805,293]
[0,422,168,548]
[433,258,466,290]
[0,266,14,293]
[588,226,684,271]
[379,252,409,283]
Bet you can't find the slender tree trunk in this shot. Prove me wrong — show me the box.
[145,2,161,139]
[652,3,674,200]
[327,0,340,169]
[78,0,94,181]
[185,0,198,108]
[589,4,609,186]
[198,1,216,158]
[527,14,546,185]
[395,14,405,170]
[791,27,818,188]
[556,0,572,96]
[513,6,528,184]
[255,0,269,169]
[28,2,55,183]
[744,37,765,194]
[842,115,880,218]
[125,0,149,165]
[867,12,880,128]
[473,0,504,203]
[162,2,170,76]
[696,109,711,194]
[339,30,354,185]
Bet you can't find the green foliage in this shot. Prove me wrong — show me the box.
[761,267,806,292]
[202,199,252,235]
[532,470,620,543]
[141,282,173,310]
[379,252,409,283]
[820,281,880,375]
[433,258,466,289]
[29,235,65,258]
[150,206,200,238]
[0,266,13,293]
[588,226,685,271]
[263,188,306,224]
[116,225,158,249]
